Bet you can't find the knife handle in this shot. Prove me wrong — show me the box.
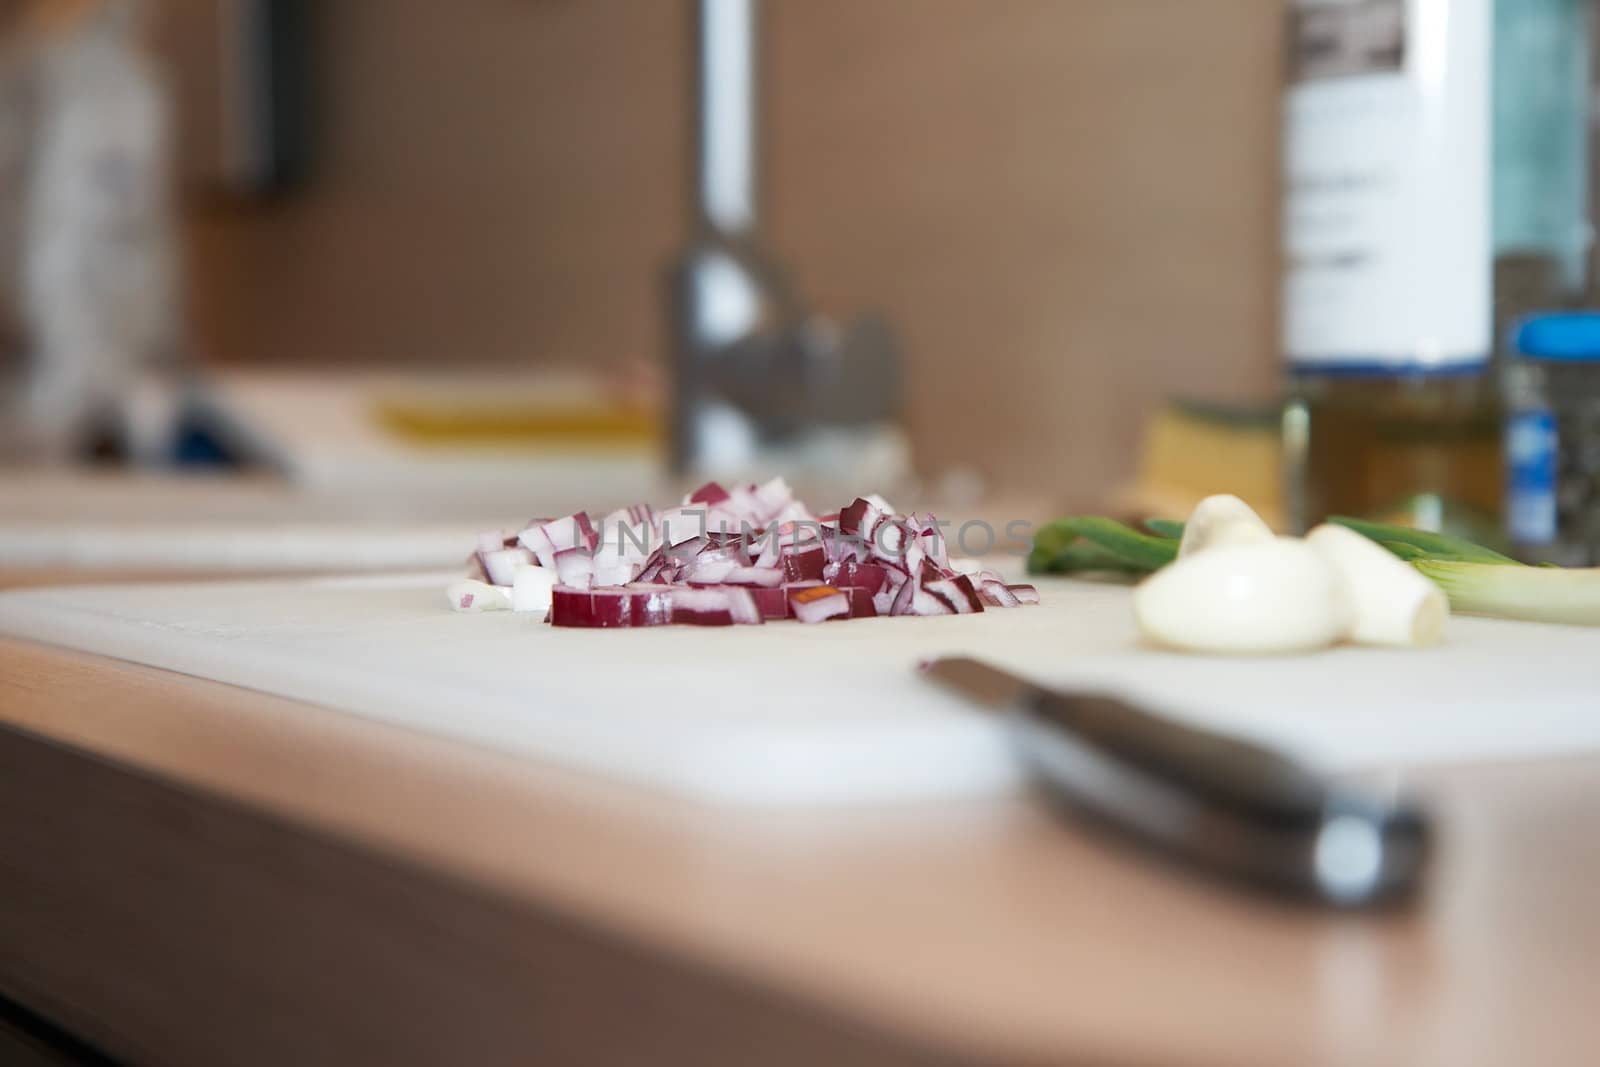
[1013,688,1431,907]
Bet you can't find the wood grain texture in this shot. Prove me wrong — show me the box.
[2,633,1598,1066]
[176,0,1283,504]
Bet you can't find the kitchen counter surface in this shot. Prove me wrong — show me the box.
[3,613,1599,1065]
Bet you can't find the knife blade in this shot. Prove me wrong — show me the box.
[921,656,1430,907]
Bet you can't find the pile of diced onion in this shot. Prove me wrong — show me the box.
[448,478,1039,627]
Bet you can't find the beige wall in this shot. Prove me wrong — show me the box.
[182,0,1284,504]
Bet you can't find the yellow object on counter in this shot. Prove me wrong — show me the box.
[1110,400,1284,529]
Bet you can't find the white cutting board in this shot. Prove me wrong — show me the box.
[1,573,1597,807]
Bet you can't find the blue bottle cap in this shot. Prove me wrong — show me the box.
[1513,312,1600,362]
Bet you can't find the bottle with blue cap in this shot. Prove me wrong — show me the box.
[1506,313,1600,565]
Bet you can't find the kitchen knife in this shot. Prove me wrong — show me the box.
[921,656,1430,907]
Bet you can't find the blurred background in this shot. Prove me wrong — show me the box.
[174,0,1280,500]
[6,0,1597,575]
[0,0,1281,557]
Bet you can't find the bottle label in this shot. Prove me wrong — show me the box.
[1506,409,1558,545]
[1284,0,1491,373]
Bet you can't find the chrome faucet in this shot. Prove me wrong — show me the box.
[668,0,900,478]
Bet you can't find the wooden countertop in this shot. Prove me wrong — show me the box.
[2,593,1597,1065]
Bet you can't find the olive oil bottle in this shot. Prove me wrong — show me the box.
[1282,0,1500,536]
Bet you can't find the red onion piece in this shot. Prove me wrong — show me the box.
[888,574,918,616]
[623,584,676,626]
[845,587,877,618]
[687,481,731,506]
[918,517,950,569]
[685,554,740,585]
[670,587,736,626]
[977,580,1021,608]
[550,587,596,627]
[782,546,827,582]
[873,520,908,562]
[751,586,791,620]
[789,585,850,624]
[838,498,880,536]
[925,575,983,614]
[826,561,888,593]
[1007,584,1041,605]
[481,546,534,587]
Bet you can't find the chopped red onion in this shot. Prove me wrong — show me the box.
[458,483,1040,628]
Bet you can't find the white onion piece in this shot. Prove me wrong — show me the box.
[1177,495,1275,558]
[723,587,763,625]
[447,579,513,613]
[752,476,794,521]
[720,565,785,587]
[656,506,706,547]
[511,566,558,613]
[1134,538,1350,655]
[1307,524,1449,647]
[553,549,595,589]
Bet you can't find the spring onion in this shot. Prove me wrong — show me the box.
[1329,517,1517,564]
[1412,561,1600,626]
[1142,518,1186,540]
[1028,517,1178,575]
